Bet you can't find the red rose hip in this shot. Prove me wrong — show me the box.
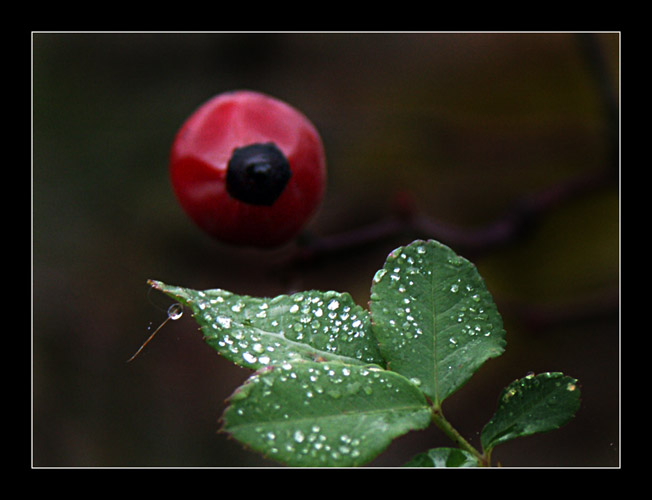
[170,90,327,247]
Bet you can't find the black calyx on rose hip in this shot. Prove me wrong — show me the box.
[226,143,292,206]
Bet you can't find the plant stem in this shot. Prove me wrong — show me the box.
[430,406,490,466]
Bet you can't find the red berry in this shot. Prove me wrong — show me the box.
[170,90,327,248]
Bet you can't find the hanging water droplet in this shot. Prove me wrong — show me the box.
[126,302,184,363]
[167,303,183,320]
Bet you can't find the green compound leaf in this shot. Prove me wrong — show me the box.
[481,372,581,452]
[369,240,506,407]
[222,360,432,467]
[403,447,479,467]
[149,280,384,370]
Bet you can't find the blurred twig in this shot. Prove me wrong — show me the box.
[295,33,619,263]
[296,167,614,262]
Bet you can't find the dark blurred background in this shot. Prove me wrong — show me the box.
[32,32,619,467]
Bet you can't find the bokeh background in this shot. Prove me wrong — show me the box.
[32,32,619,467]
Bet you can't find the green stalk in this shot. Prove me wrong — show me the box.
[430,406,490,467]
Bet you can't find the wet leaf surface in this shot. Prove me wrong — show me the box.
[222,360,431,466]
[369,240,506,406]
[149,280,384,370]
[481,372,581,451]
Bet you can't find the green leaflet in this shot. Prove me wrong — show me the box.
[222,360,432,467]
[147,239,580,467]
[369,240,506,406]
[149,281,384,370]
[481,372,581,452]
[403,447,479,467]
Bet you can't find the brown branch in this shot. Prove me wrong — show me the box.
[295,167,615,262]
[294,34,619,263]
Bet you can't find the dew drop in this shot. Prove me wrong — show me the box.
[167,303,183,320]
[328,389,342,399]
[242,352,257,364]
[216,316,232,328]
[373,269,387,283]
[126,302,183,362]
[503,387,517,401]
[447,256,463,267]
